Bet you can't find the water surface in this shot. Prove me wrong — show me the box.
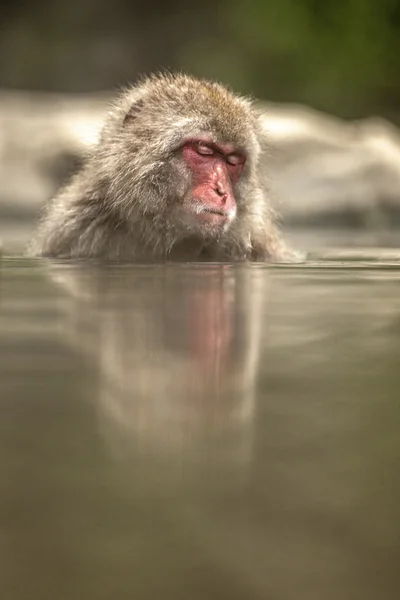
[1,248,400,600]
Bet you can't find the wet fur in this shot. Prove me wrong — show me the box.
[30,73,294,261]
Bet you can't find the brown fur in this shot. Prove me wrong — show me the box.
[29,73,296,261]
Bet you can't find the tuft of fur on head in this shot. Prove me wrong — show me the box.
[30,72,292,261]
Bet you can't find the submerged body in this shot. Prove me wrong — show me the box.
[30,73,295,262]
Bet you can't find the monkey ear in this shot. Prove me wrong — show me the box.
[123,98,145,125]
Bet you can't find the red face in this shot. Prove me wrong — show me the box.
[181,139,246,228]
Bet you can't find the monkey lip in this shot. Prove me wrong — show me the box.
[190,203,235,224]
[202,207,226,217]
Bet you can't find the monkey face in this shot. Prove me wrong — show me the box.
[180,138,246,233]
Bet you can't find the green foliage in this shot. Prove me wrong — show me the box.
[182,0,400,119]
[1,0,400,119]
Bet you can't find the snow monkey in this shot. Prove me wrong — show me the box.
[30,73,298,262]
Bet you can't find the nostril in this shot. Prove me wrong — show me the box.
[214,188,227,205]
[215,181,226,197]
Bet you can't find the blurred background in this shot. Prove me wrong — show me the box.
[2,0,400,119]
[1,0,400,253]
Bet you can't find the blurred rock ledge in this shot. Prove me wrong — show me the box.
[1,89,400,229]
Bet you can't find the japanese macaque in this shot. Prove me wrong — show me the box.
[30,73,297,261]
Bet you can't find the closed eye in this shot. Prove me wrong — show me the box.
[226,153,243,166]
[196,142,215,156]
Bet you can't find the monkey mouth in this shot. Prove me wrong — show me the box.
[189,202,236,225]
[202,207,226,217]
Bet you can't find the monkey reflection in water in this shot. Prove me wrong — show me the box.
[53,264,266,459]
[30,73,299,262]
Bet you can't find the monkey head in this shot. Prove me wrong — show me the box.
[99,73,262,241]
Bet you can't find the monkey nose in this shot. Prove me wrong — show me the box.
[215,181,228,202]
